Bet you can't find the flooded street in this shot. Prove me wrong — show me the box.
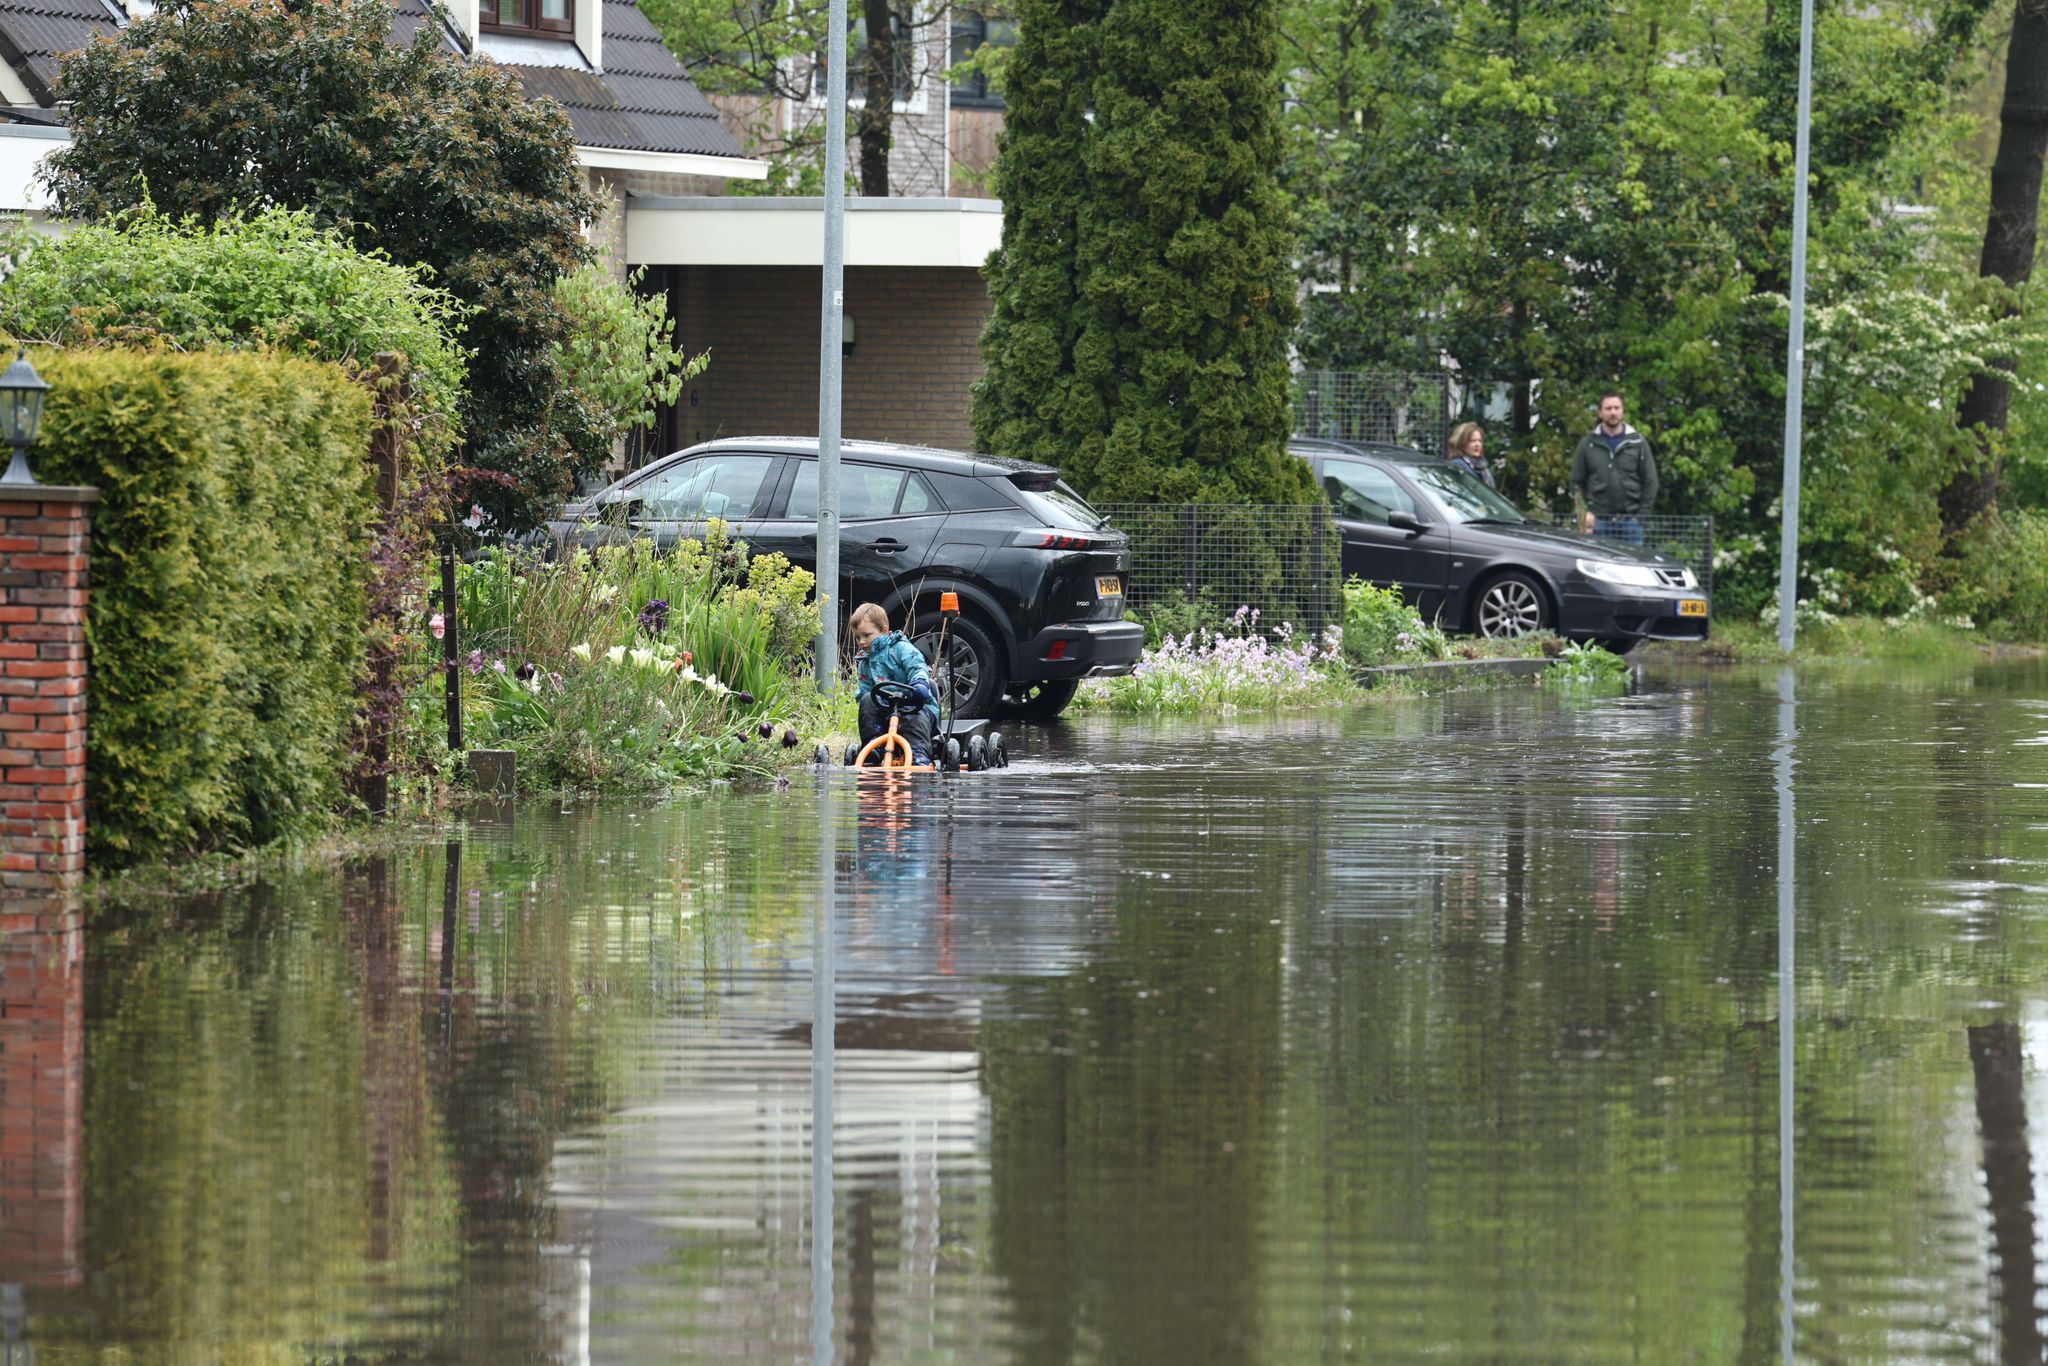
[8,659,2048,1362]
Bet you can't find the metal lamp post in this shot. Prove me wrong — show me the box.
[0,349,51,487]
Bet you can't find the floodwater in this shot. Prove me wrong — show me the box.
[6,659,2048,1362]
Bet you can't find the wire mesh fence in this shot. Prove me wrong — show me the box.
[1095,503,1343,635]
[1294,370,1452,457]
[1529,514,1716,592]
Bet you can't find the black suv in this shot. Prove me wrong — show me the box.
[543,438,1144,719]
[1291,438,1711,649]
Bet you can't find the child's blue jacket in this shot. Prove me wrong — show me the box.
[856,632,940,721]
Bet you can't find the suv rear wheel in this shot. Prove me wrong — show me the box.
[999,679,1079,722]
[912,614,1003,719]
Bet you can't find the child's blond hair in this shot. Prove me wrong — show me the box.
[850,602,890,634]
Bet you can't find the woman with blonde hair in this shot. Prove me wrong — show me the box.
[1446,421,1497,489]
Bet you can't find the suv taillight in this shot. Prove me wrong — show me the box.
[1011,530,1094,550]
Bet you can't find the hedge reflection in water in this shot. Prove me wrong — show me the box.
[12,658,2048,1361]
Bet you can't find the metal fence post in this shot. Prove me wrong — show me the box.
[441,542,463,756]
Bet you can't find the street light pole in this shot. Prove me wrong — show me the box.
[1775,0,1817,655]
[815,0,848,690]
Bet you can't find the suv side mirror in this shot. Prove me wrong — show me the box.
[1387,510,1429,534]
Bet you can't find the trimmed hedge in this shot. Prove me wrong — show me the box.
[32,348,374,864]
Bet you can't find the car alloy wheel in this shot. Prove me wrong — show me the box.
[1476,572,1548,637]
[912,614,1001,718]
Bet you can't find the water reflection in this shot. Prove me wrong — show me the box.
[1776,667,1795,1365]
[0,898,83,1366]
[813,773,835,1366]
[15,658,2048,1361]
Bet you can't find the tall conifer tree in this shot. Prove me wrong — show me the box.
[974,0,1313,504]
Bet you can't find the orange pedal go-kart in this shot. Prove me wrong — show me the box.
[844,678,1009,773]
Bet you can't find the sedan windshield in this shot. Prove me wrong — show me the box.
[1406,464,1528,526]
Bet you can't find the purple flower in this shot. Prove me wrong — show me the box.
[465,648,486,676]
[637,598,670,637]
[736,690,757,706]
[781,728,799,748]
[514,661,537,682]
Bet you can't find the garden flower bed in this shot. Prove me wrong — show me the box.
[1076,583,1574,715]
[405,524,849,793]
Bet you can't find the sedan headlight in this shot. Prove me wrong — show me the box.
[1576,557,1665,588]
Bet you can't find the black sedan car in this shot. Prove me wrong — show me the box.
[1292,439,1710,648]
[543,437,1144,719]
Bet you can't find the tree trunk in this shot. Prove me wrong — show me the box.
[857,0,896,197]
[1969,1021,2045,1362]
[1942,0,2048,533]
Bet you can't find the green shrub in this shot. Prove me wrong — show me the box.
[33,348,374,863]
[0,206,467,456]
[1135,587,1232,648]
[1540,640,1632,689]
[1341,578,1449,666]
[1953,510,2048,640]
[550,260,708,457]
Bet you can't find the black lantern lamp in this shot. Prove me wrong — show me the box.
[0,348,50,487]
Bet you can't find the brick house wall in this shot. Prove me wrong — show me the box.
[653,263,991,454]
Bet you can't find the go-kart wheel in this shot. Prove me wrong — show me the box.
[814,742,831,766]
[966,735,988,772]
[842,742,859,767]
[988,732,1007,768]
[943,737,962,770]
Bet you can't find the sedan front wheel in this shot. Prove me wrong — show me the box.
[1474,571,1550,638]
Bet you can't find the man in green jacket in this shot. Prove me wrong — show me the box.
[1570,391,1659,546]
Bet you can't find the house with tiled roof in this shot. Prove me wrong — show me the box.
[0,0,1009,457]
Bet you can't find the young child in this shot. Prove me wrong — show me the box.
[851,603,940,764]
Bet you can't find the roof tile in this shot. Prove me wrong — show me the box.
[0,0,746,161]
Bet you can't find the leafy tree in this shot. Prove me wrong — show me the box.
[1282,0,2005,614]
[550,260,710,460]
[43,0,602,528]
[974,0,1313,504]
[640,0,947,196]
[1942,0,2048,533]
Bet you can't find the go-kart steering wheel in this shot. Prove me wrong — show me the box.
[873,679,920,709]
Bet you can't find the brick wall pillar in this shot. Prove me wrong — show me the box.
[0,487,95,893]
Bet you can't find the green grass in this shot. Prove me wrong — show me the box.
[1648,616,2030,664]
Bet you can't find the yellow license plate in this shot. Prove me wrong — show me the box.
[1678,598,1708,617]
[1096,576,1123,598]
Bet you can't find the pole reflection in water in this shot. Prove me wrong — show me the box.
[1775,666,1796,1365]
[813,774,838,1366]
[1968,1020,2042,1361]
